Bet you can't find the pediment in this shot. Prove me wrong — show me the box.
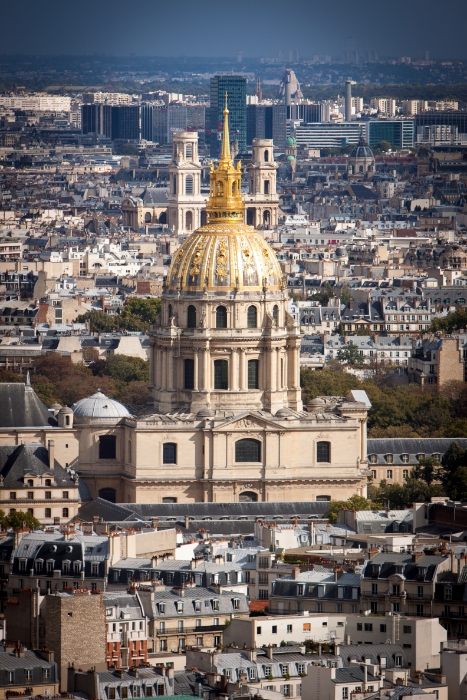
[214,412,285,432]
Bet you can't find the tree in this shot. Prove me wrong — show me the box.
[411,456,440,484]
[2,510,41,531]
[340,287,353,306]
[115,143,139,156]
[119,297,161,332]
[103,355,149,384]
[373,141,392,154]
[75,310,116,333]
[326,495,380,524]
[336,344,364,366]
[117,381,149,405]
[369,478,445,509]
[430,309,467,334]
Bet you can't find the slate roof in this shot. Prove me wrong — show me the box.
[367,438,467,466]
[0,383,57,428]
[338,644,408,669]
[362,552,446,581]
[0,443,74,488]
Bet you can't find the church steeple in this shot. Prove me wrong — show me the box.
[206,93,244,224]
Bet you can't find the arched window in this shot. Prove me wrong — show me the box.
[235,439,261,463]
[65,415,70,426]
[185,211,193,230]
[184,359,194,390]
[317,441,330,463]
[216,305,227,328]
[214,359,228,390]
[369,454,377,464]
[239,491,258,502]
[232,181,236,195]
[263,210,270,225]
[264,180,270,195]
[264,149,269,162]
[185,175,193,195]
[187,305,197,328]
[99,488,116,503]
[144,212,152,223]
[186,143,193,158]
[172,176,177,195]
[163,443,177,464]
[248,359,259,389]
[27,479,33,487]
[273,305,279,326]
[247,305,257,328]
[45,479,51,487]
[385,454,393,464]
[168,304,173,322]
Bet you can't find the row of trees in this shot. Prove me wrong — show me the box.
[300,366,467,438]
[76,297,161,333]
[1,352,150,407]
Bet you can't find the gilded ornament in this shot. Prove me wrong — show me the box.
[215,237,229,281]
[189,240,205,281]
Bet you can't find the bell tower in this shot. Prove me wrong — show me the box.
[245,138,279,229]
[167,131,208,234]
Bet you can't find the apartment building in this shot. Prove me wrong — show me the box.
[0,646,59,699]
[408,336,464,386]
[137,583,249,653]
[224,613,347,648]
[269,569,361,615]
[103,592,149,670]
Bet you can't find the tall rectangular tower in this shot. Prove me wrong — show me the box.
[210,75,247,157]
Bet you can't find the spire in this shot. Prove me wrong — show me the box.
[220,92,231,163]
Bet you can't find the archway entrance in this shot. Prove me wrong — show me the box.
[263,210,270,227]
[239,491,258,502]
[186,210,193,231]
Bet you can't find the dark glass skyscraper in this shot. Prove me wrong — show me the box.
[210,75,247,157]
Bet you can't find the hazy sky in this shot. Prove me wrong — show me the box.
[2,0,467,59]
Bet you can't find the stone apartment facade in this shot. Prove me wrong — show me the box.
[408,336,465,387]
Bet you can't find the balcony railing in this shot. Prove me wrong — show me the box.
[156,624,225,636]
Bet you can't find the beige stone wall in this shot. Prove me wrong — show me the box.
[438,337,464,386]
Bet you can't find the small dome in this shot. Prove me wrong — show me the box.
[349,135,374,160]
[286,137,296,146]
[72,391,130,420]
[308,397,326,407]
[286,155,296,161]
[58,406,73,414]
[275,407,294,418]
[50,402,62,410]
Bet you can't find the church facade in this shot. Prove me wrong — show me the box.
[0,100,370,510]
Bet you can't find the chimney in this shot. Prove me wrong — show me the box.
[292,566,300,579]
[266,645,273,660]
[368,548,379,560]
[48,440,55,469]
[412,552,423,563]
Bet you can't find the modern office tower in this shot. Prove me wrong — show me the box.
[187,105,206,145]
[345,80,352,122]
[293,122,362,149]
[414,111,467,142]
[246,105,287,149]
[152,104,188,143]
[81,104,104,135]
[304,103,326,123]
[366,120,414,149]
[209,75,247,156]
[81,104,141,140]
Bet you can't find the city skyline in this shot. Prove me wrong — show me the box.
[1,0,467,60]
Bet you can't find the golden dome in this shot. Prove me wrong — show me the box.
[166,94,283,293]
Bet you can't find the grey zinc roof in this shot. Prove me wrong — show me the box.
[367,438,467,457]
[338,644,408,669]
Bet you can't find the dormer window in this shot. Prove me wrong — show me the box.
[401,454,409,463]
[417,454,425,461]
[385,454,393,464]
[369,454,377,464]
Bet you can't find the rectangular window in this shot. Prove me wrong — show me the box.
[364,623,373,632]
[272,625,277,634]
[287,624,293,633]
[214,359,228,390]
[27,491,34,500]
[62,491,69,499]
[45,491,51,500]
[403,625,412,634]
[248,359,259,390]
[386,470,393,479]
[342,688,348,699]
[184,359,194,390]
[380,624,386,633]
[99,435,116,459]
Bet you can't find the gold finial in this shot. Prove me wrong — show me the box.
[220,91,231,163]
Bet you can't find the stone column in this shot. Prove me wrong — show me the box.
[276,348,281,389]
[270,346,277,391]
[161,349,167,391]
[239,349,246,390]
[202,347,210,391]
[193,349,199,391]
[230,349,239,390]
[167,347,174,391]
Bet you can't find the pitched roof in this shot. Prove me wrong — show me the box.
[0,383,57,428]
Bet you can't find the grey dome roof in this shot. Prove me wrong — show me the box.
[72,391,130,419]
[349,135,374,159]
